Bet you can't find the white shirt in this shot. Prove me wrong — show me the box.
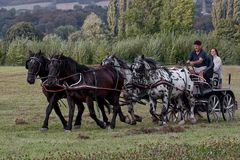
[213,55,223,79]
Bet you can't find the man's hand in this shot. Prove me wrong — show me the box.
[189,61,194,65]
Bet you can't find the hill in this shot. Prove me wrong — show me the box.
[0,0,108,6]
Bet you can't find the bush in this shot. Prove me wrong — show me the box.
[2,32,240,66]
[6,38,28,65]
[112,36,146,62]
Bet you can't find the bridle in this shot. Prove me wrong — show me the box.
[47,57,63,82]
[27,56,42,77]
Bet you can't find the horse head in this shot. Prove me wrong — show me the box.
[132,55,150,78]
[47,54,66,86]
[26,50,48,84]
[47,54,90,86]
[101,54,118,66]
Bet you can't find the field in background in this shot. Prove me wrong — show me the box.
[0,66,239,159]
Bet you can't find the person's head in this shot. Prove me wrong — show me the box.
[193,40,202,52]
[210,48,219,57]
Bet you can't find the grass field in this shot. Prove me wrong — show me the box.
[0,66,240,159]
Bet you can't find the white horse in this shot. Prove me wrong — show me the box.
[131,55,196,125]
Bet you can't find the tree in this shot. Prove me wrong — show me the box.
[212,0,240,42]
[233,0,240,21]
[125,0,162,36]
[160,0,194,31]
[6,22,43,42]
[81,12,109,40]
[107,0,118,35]
[55,25,77,40]
[124,0,194,36]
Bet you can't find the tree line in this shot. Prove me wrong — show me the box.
[0,5,107,38]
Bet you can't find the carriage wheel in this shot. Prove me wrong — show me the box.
[207,95,221,123]
[167,104,182,123]
[221,94,235,121]
[167,110,182,122]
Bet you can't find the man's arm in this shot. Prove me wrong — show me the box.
[190,57,203,65]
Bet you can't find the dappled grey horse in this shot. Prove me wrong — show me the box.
[131,55,196,125]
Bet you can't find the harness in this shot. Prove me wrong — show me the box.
[27,56,42,77]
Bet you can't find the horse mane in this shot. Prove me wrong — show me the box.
[113,55,130,69]
[142,56,171,75]
[51,54,91,74]
[144,57,158,69]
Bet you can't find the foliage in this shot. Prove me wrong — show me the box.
[6,38,28,65]
[54,25,77,40]
[212,0,240,42]
[6,22,43,42]
[107,0,117,35]
[0,40,9,65]
[2,31,240,66]
[109,0,194,37]
[80,12,109,40]
[0,5,107,39]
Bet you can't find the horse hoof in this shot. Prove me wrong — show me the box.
[130,121,137,125]
[134,115,143,122]
[107,126,113,132]
[64,129,72,133]
[40,128,48,132]
[74,125,81,129]
[159,121,167,126]
[190,118,197,124]
[125,115,131,124]
[178,120,185,126]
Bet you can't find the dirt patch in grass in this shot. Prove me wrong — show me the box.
[15,118,28,125]
[77,133,90,140]
[126,125,185,136]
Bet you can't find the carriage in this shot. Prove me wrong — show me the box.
[190,73,238,123]
[168,72,238,123]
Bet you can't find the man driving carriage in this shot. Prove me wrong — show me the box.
[186,40,209,80]
[186,40,216,85]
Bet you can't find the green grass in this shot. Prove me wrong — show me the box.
[0,66,240,159]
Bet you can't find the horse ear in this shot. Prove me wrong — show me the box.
[141,55,145,59]
[38,50,42,54]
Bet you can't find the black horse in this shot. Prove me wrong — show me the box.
[47,55,130,131]
[26,51,110,131]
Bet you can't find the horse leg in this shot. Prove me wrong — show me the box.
[74,102,85,129]
[53,102,67,129]
[97,97,110,126]
[41,94,57,131]
[176,97,186,125]
[86,96,106,129]
[186,92,197,124]
[128,103,137,125]
[149,97,160,124]
[65,94,75,132]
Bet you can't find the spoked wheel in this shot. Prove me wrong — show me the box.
[167,110,182,122]
[167,105,182,123]
[221,94,235,121]
[183,109,191,121]
[207,95,221,123]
